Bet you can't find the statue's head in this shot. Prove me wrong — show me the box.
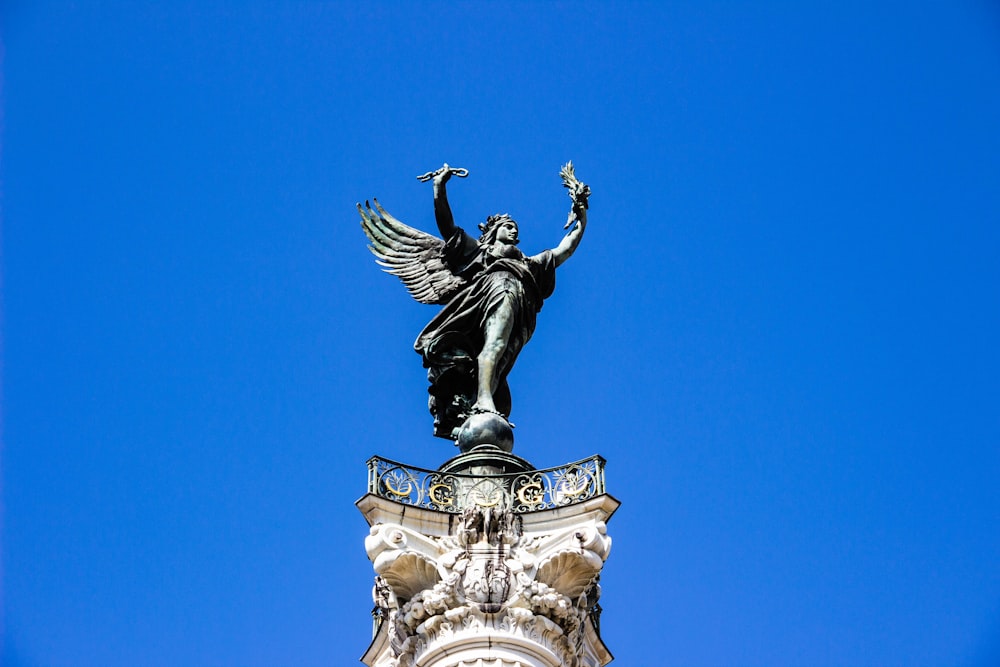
[478,214,519,246]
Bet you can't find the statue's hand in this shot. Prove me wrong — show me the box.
[434,163,453,187]
[565,202,587,230]
[559,162,590,229]
[417,164,469,184]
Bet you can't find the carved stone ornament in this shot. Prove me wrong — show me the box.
[358,492,617,667]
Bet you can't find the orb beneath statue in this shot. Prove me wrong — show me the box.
[454,412,514,453]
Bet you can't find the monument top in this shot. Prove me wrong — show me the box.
[359,163,591,456]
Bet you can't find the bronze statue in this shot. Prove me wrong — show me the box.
[359,163,590,450]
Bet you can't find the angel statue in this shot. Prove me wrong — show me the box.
[359,162,590,452]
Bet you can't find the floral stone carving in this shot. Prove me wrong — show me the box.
[360,494,617,667]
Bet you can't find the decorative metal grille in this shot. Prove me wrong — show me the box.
[366,455,607,513]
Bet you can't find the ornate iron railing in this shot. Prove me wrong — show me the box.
[366,455,607,513]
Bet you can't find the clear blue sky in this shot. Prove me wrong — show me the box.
[3,2,999,666]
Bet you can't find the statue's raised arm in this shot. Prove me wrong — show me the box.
[416,163,468,240]
[550,162,590,267]
[358,162,592,454]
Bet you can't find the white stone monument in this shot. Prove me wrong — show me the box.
[358,450,617,667]
[356,162,607,666]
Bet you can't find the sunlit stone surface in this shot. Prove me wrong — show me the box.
[358,458,617,667]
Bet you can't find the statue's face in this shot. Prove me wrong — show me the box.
[495,220,519,245]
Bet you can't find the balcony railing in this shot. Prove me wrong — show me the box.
[365,454,607,513]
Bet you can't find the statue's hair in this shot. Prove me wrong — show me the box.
[478,214,519,246]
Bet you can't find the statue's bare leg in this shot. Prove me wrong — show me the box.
[474,307,513,415]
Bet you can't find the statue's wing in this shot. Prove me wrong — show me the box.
[358,199,467,305]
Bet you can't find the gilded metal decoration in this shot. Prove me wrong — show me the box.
[366,455,607,513]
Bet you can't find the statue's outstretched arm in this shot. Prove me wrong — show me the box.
[431,165,457,239]
[551,162,590,267]
[551,203,587,267]
[418,163,468,239]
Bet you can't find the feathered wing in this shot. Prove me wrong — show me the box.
[358,199,467,305]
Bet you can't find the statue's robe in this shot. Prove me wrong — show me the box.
[414,227,556,438]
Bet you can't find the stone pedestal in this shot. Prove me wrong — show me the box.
[358,454,617,667]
